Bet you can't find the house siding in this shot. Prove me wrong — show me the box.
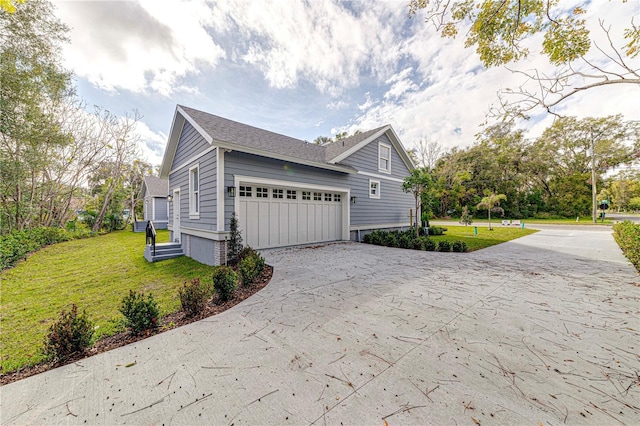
[168,123,217,232]
[338,135,413,226]
[153,197,168,221]
[224,151,351,229]
[339,134,411,178]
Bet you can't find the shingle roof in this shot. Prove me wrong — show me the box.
[143,176,168,198]
[179,106,328,164]
[169,106,413,175]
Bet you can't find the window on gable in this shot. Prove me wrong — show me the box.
[272,188,283,199]
[256,187,268,198]
[369,179,380,199]
[239,186,252,197]
[189,165,200,217]
[379,143,391,173]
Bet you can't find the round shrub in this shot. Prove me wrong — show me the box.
[236,246,259,263]
[452,240,468,253]
[43,304,94,362]
[239,252,266,285]
[213,266,238,301]
[423,238,436,251]
[398,234,412,249]
[120,290,160,334]
[427,226,448,236]
[436,240,451,252]
[179,278,209,317]
[382,233,397,247]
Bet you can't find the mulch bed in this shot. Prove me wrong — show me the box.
[0,265,273,386]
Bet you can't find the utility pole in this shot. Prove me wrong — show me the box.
[591,131,597,224]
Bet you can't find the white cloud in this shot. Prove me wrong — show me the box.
[54,0,640,158]
[55,0,225,96]
[135,121,167,166]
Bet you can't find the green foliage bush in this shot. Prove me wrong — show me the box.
[1,226,95,270]
[120,290,160,334]
[361,229,453,253]
[382,232,397,247]
[43,304,94,362]
[178,278,209,317]
[436,240,451,252]
[452,240,468,252]
[427,226,447,236]
[213,266,238,301]
[398,233,412,249]
[236,246,259,263]
[238,250,266,286]
[423,237,437,251]
[228,212,243,263]
[613,221,640,272]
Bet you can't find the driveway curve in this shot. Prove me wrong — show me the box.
[1,227,638,425]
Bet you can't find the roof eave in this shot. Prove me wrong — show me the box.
[214,140,356,174]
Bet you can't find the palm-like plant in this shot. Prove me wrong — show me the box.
[476,193,507,230]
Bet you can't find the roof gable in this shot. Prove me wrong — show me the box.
[140,176,168,198]
[326,126,415,171]
[159,105,414,178]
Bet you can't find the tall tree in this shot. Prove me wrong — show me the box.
[477,192,507,230]
[534,115,637,221]
[411,137,442,171]
[408,0,640,118]
[0,0,74,231]
[89,109,142,232]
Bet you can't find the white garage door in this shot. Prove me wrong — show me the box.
[238,184,344,249]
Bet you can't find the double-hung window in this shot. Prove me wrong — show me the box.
[189,164,200,218]
[369,179,380,199]
[378,143,391,173]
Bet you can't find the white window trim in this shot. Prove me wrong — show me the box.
[369,179,380,199]
[378,142,391,174]
[189,164,200,219]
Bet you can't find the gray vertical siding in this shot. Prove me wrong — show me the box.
[168,124,217,231]
[153,197,168,221]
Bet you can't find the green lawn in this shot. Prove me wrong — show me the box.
[430,225,537,251]
[0,230,213,374]
[435,217,613,225]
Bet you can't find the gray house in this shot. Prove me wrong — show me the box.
[158,105,415,265]
[139,176,169,230]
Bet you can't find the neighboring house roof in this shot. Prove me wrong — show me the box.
[159,105,414,178]
[140,176,168,198]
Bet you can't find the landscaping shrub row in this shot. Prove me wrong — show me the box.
[42,247,267,363]
[613,221,640,272]
[362,229,467,252]
[1,226,96,270]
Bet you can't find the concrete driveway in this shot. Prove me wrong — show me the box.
[1,227,638,425]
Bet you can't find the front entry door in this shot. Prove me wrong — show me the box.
[173,189,180,243]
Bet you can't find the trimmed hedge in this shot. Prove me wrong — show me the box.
[362,229,466,253]
[613,221,640,272]
[1,226,95,270]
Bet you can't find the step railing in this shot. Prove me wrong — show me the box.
[145,220,156,256]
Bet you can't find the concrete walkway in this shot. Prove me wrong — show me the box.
[1,227,638,425]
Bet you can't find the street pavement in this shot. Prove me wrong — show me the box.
[1,226,638,425]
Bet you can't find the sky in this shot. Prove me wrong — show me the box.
[52,0,640,167]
